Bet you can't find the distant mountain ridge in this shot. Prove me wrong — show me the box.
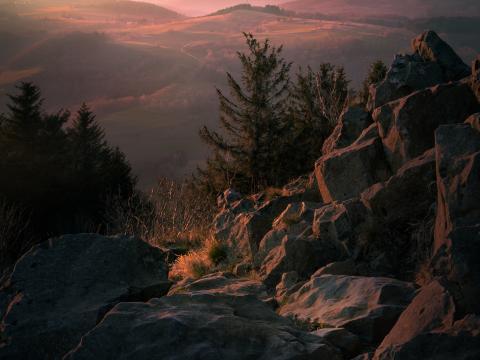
[281,0,480,19]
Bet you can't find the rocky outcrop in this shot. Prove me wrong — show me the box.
[432,122,480,314]
[65,293,341,360]
[279,275,416,344]
[368,53,444,110]
[315,130,391,203]
[373,81,479,171]
[412,31,471,82]
[0,234,170,359]
[368,31,471,111]
[323,106,373,154]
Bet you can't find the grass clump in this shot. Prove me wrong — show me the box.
[170,238,231,280]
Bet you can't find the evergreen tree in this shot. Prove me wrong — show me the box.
[359,60,388,105]
[197,33,292,195]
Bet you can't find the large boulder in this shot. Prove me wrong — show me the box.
[65,294,342,360]
[368,53,444,110]
[373,81,479,171]
[374,314,480,360]
[322,106,373,154]
[0,234,170,359]
[315,129,391,203]
[374,279,455,358]
[412,30,471,82]
[279,275,416,344]
[432,122,480,314]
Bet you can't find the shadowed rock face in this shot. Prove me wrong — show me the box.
[373,81,479,171]
[65,294,342,360]
[0,234,170,359]
[433,122,480,314]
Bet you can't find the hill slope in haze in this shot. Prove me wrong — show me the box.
[282,0,480,18]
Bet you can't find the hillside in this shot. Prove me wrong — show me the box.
[282,0,480,18]
[93,1,184,22]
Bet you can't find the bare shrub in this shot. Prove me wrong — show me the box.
[0,200,34,273]
[106,178,216,249]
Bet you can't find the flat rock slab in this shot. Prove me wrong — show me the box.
[0,234,169,359]
[279,275,416,344]
[65,293,341,360]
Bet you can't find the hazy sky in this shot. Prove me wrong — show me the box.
[144,1,285,16]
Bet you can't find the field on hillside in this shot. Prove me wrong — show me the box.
[1,1,478,188]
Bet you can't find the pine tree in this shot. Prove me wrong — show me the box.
[197,33,292,195]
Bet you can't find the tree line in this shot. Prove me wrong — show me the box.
[0,83,135,268]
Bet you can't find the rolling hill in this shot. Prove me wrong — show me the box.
[281,0,480,18]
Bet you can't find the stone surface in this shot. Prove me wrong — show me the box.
[315,131,391,203]
[0,234,169,359]
[168,272,269,300]
[374,279,455,357]
[312,199,369,258]
[374,315,480,360]
[465,113,480,131]
[312,327,361,359]
[279,275,416,343]
[361,149,436,224]
[412,30,471,81]
[373,81,479,171]
[433,123,480,314]
[65,294,342,360]
[323,106,373,154]
[259,233,338,289]
[312,259,358,277]
[368,53,444,110]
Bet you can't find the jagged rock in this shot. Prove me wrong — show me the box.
[466,113,480,131]
[472,56,480,101]
[65,294,342,360]
[312,259,358,277]
[275,271,301,303]
[259,233,338,288]
[254,202,318,267]
[368,53,444,110]
[0,234,170,359]
[312,199,370,258]
[322,106,373,154]
[374,314,480,360]
[373,81,479,171]
[412,30,471,82]
[315,129,391,203]
[312,327,361,359]
[279,275,416,343]
[214,195,296,261]
[282,173,322,202]
[432,122,480,314]
[217,188,242,208]
[374,279,455,358]
[361,149,436,224]
[168,272,269,300]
